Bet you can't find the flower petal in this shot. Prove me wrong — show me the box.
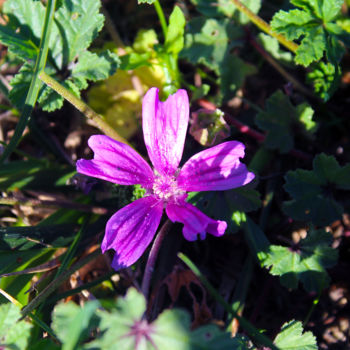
[177,141,255,191]
[76,135,154,187]
[102,196,164,270]
[166,200,226,241]
[142,88,189,175]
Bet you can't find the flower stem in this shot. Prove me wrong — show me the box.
[154,0,168,39]
[39,71,128,145]
[230,0,298,53]
[141,219,172,299]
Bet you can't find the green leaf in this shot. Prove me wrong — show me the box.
[190,0,261,25]
[52,301,100,350]
[255,90,316,153]
[271,0,346,66]
[3,0,112,112]
[274,320,317,350]
[283,153,350,225]
[165,6,186,55]
[182,17,243,72]
[262,229,338,292]
[138,0,156,4]
[54,0,104,65]
[72,50,120,82]
[0,0,44,61]
[220,55,256,102]
[258,33,293,64]
[84,288,249,349]
[181,17,255,100]
[187,187,261,234]
[0,303,32,350]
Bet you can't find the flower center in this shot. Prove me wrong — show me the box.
[152,174,185,202]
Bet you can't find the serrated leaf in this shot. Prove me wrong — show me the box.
[187,187,261,233]
[271,0,346,66]
[165,6,186,55]
[0,0,44,61]
[283,153,350,225]
[0,303,32,350]
[3,0,112,112]
[255,90,316,153]
[84,288,249,349]
[54,0,104,65]
[72,50,120,82]
[274,320,317,350]
[262,229,338,292]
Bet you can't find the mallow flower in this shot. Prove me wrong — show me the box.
[77,88,255,270]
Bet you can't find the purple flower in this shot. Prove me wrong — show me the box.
[77,88,255,270]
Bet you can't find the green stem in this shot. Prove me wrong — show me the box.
[178,253,279,350]
[154,0,168,38]
[39,71,128,145]
[0,0,57,163]
[21,248,101,317]
[230,0,298,53]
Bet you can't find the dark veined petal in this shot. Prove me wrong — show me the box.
[102,196,164,270]
[177,141,255,191]
[76,135,154,187]
[142,87,189,176]
[166,200,227,241]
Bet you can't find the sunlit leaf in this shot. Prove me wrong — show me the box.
[271,0,346,66]
[274,320,317,350]
[0,303,32,350]
[262,229,338,292]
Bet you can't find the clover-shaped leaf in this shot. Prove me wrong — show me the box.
[255,90,316,153]
[283,153,350,225]
[262,229,338,292]
[271,0,346,66]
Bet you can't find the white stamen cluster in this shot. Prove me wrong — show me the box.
[152,174,184,202]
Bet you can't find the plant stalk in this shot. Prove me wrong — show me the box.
[39,71,128,145]
[141,219,172,299]
[230,0,298,53]
[154,0,168,38]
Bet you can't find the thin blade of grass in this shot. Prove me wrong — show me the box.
[0,0,57,163]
